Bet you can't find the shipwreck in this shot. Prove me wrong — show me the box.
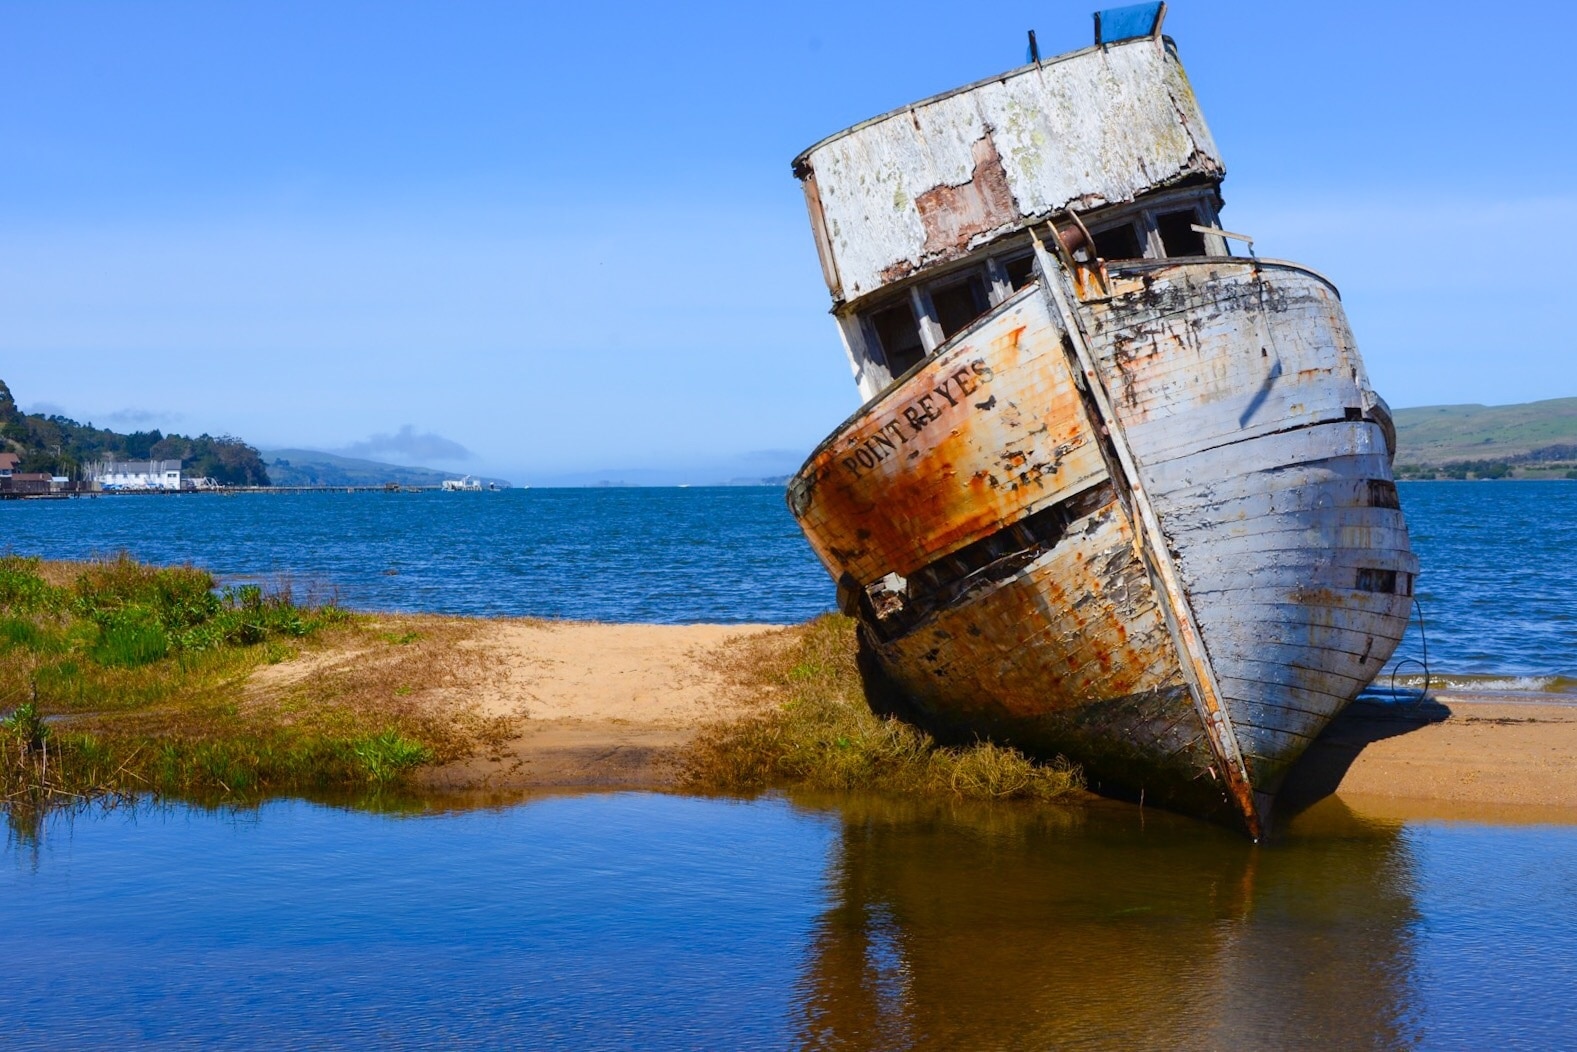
[785,4,1416,838]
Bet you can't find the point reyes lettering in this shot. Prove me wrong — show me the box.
[840,361,994,479]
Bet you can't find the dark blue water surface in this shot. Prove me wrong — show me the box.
[3,795,838,1049]
[0,487,833,624]
[1389,481,1577,684]
[4,480,1574,679]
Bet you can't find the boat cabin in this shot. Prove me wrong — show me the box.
[793,4,1233,399]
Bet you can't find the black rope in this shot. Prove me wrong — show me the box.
[1387,596,1431,706]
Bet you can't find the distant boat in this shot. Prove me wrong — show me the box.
[784,4,1414,839]
[441,475,483,492]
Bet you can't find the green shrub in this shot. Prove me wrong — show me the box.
[91,621,172,668]
[0,616,44,651]
[73,554,220,632]
[0,555,64,613]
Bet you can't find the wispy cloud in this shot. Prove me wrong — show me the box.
[339,425,471,462]
[102,407,179,428]
[22,402,180,430]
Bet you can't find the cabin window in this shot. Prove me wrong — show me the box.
[871,301,927,376]
[1001,253,1037,290]
[1364,480,1401,509]
[1355,568,1400,595]
[929,272,991,339]
[1156,209,1207,257]
[1092,222,1143,261]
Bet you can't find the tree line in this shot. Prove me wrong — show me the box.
[0,378,271,486]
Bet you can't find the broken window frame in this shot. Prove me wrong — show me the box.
[925,269,993,341]
[864,298,929,379]
[839,186,1231,394]
[1088,220,1146,262]
[1153,205,1210,258]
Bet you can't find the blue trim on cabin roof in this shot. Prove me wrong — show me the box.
[1095,3,1166,45]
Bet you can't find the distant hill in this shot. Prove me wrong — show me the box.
[1393,398,1577,479]
[261,449,510,489]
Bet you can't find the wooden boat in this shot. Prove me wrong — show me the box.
[785,4,1415,838]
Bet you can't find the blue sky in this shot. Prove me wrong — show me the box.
[3,1,1573,482]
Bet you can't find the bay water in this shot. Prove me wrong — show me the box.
[3,481,1576,1048]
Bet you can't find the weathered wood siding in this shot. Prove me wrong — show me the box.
[788,287,1108,587]
[795,37,1221,305]
[1086,261,1417,790]
[788,287,1246,823]
[872,496,1239,822]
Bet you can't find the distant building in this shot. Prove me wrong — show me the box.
[4,472,56,496]
[0,452,17,477]
[89,459,184,491]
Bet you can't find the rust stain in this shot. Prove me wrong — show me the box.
[792,296,1107,584]
[914,135,1019,259]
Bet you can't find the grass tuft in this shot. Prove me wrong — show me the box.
[353,731,435,783]
[2,700,48,753]
[681,614,1083,802]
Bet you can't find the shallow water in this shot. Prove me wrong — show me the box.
[4,793,1575,1050]
[0,487,831,624]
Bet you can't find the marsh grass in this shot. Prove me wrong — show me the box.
[0,553,496,805]
[681,614,1083,802]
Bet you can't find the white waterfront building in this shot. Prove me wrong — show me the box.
[90,459,184,491]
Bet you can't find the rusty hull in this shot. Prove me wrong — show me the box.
[788,258,1415,836]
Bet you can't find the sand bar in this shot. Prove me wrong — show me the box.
[323,619,1577,822]
[414,620,777,790]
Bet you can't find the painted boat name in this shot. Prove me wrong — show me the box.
[841,361,995,479]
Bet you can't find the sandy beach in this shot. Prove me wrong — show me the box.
[411,620,778,790]
[295,618,1577,823]
[1283,689,1577,824]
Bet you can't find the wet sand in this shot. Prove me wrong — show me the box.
[359,620,1577,821]
[414,621,778,791]
[1283,690,1577,824]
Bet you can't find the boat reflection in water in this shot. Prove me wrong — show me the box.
[790,794,1418,1049]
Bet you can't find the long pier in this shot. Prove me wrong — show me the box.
[1,485,492,500]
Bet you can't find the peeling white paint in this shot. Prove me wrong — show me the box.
[798,38,1222,303]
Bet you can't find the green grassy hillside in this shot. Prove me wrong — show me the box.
[261,449,510,489]
[1392,398,1577,479]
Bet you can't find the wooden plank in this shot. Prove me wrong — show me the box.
[886,509,1185,709]
[1206,622,1408,665]
[1217,655,1369,702]
[1088,267,1372,467]
[1186,581,1414,607]
[1034,232,1263,837]
[1167,502,1407,541]
[1143,421,1388,496]
[1177,540,1418,587]
[1159,463,1399,523]
[1219,673,1357,715]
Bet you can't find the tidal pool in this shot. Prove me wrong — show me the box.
[4,792,1574,1049]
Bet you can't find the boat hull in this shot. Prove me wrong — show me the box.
[788,259,1415,834]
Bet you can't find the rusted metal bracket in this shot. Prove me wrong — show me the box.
[1047,209,1112,303]
[1030,223,1264,840]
